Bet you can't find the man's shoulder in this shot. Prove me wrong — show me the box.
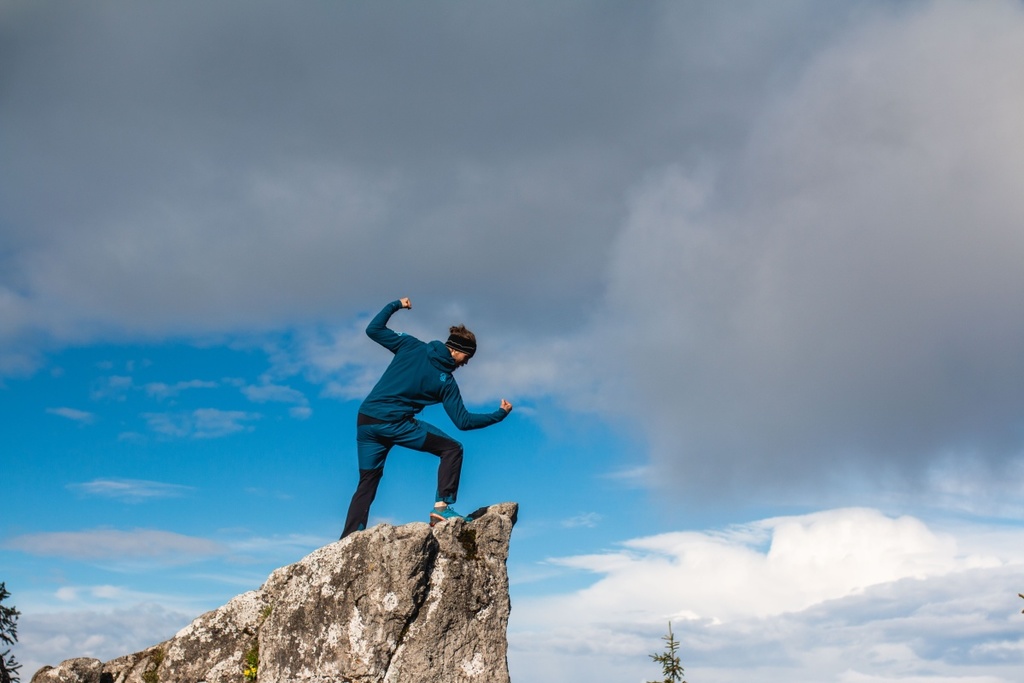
[392,331,427,348]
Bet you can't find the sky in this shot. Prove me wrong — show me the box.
[3,1,1024,681]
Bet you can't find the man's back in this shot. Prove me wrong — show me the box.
[360,336,457,422]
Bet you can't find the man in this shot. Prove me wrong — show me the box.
[340,297,512,539]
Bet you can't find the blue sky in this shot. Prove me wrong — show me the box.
[4,1,1024,681]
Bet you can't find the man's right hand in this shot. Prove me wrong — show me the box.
[500,399,513,413]
[399,297,412,309]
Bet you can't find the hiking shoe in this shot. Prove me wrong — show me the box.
[430,505,468,526]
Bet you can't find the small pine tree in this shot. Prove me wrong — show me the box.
[648,621,686,683]
[0,582,21,683]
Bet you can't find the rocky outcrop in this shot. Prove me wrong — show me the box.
[32,503,518,683]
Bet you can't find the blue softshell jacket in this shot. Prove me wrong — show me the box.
[358,300,508,430]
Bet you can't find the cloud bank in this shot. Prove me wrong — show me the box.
[584,0,1024,499]
[509,507,1024,683]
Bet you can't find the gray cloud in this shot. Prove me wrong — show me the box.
[0,0,869,354]
[587,0,1024,500]
[5,1,1021,505]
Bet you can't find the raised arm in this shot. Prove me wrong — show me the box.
[366,298,412,353]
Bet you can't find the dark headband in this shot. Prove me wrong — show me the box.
[446,335,476,357]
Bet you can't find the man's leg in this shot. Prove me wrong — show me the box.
[401,421,464,505]
[383,419,464,504]
[340,424,391,539]
[341,467,383,539]
[392,420,465,525]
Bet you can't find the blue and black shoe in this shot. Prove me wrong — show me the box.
[429,504,467,526]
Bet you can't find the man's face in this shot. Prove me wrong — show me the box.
[451,350,471,368]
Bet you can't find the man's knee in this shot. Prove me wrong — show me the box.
[357,446,389,471]
[422,432,463,459]
[357,467,384,487]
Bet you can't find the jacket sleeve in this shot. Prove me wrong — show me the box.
[366,300,410,353]
[440,380,509,431]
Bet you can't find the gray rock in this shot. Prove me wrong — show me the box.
[33,503,518,683]
[30,658,103,683]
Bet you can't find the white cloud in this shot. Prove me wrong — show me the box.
[51,585,175,607]
[45,407,96,424]
[600,465,653,483]
[192,408,259,438]
[267,321,387,402]
[508,507,1024,683]
[288,405,312,420]
[239,381,313,422]
[16,604,194,678]
[918,457,1024,519]
[141,412,190,438]
[561,513,602,529]
[66,478,194,503]
[241,382,306,404]
[4,529,224,563]
[226,533,324,559]
[142,408,260,439]
[454,334,578,405]
[144,379,218,399]
[535,508,998,625]
[89,375,134,401]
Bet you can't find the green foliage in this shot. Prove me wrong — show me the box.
[243,642,259,681]
[648,622,686,683]
[1,583,21,683]
[141,647,164,683]
[244,604,270,681]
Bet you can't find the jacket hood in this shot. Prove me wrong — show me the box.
[427,340,457,372]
